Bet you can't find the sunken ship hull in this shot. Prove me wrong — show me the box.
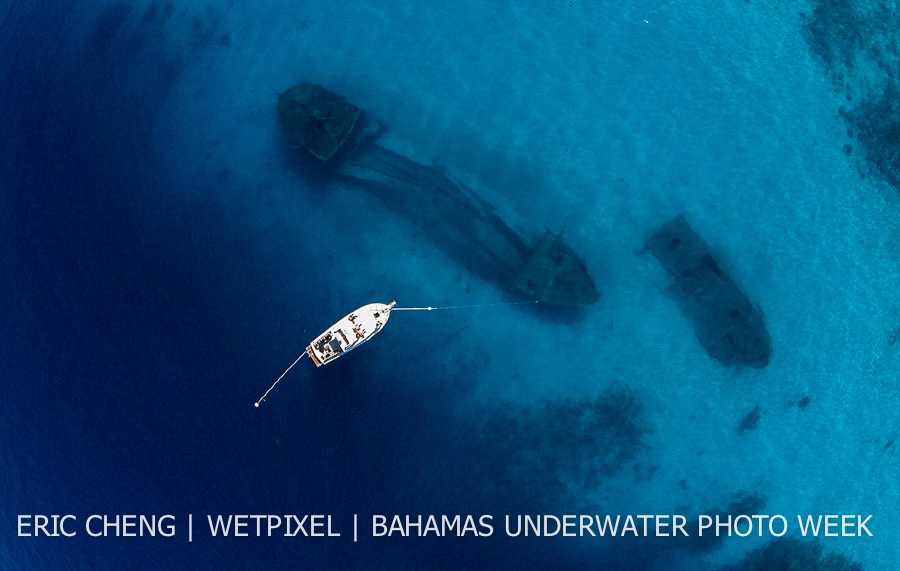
[644,215,771,368]
[277,83,598,307]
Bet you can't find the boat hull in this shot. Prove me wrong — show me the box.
[644,216,771,368]
[305,302,395,366]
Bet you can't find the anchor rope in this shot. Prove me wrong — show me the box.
[254,351,308,407]
[255,299,537,407]
[391,300,538,311]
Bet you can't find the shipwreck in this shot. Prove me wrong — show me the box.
[643,215,771,368]
[276,83,598,307]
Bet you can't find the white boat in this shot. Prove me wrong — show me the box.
[305,301,396,366]
[255,298,534,406]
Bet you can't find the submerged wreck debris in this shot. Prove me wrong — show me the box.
[643,215,771,368]
[277,83,598,306]
[277,83,363,162]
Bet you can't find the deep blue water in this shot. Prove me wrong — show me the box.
[2,1,898,569]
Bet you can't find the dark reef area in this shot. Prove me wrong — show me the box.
[593,492,768,569]
[470,385,651,506]
[801,0,900,193]
[720,537,863,571]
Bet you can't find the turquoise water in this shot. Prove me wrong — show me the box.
[2,0,898,568]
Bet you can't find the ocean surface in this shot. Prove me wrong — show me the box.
[2,0,898,568]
